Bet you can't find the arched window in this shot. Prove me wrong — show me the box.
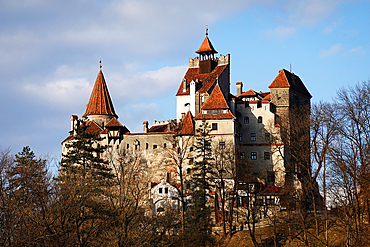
[258,116,263,123]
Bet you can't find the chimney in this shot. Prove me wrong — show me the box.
[182,78,187,92]
[236,82,243,96]
[231,98,236,115]
[143,121,148,133]
[70,115,78,136]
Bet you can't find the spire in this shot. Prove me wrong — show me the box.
[83,68,118,119]
[195,27,217,56]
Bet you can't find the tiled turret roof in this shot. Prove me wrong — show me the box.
[83,70,118,118]
[177,111,195,135]
[201,84,229,110]
[195,36,218,54]
[269,69,311,97]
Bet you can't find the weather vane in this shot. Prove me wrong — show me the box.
[99,58,102,71]
[206,24,208,36]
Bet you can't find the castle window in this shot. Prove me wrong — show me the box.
[251,152,257,160]
[212,123,218,130]
[165,188,169,194]
[239,133,242,142]
[164,143,167,148]
[265,133,270,141]
[153,145,157,149]
[189,158,194,166]
[245,101,249,108]
[264,152,270,160]
[257,101,262,108]
[146,143,149,149]
[240,152,245,160]
[258,116,263,123]
[187,168,191,174]
[190,147,193,152]
[250,133,256,141]
[159,188,163,194]
[219,142,225,149]
[127,144,129,149]
[244,116,249,124]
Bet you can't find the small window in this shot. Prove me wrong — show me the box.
[240,152,245,160]
[190,147,193,152]
[212,123,218,130]
[257,101,262,108]
[264,152,270,160]
[164,143,167,148]
[244,116,249,124]
[146,143,149,149]
[159,188,163,193]
[165,188,168,194]
[205,143,211,149]
[172,143,176,148]
[245,101,249,108]
[265,133,270,141]
[127,144,129,149]
[250,133,256,141]
[116,145,119,149]
[239,133,242,142]
[251,152,257,160]
[219,142,225,149]
[153,145,157,149]
[258,116,263,123]
[187,168,191,174]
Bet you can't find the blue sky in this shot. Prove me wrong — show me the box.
[1,0,369,161]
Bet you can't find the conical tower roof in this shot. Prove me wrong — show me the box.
[195,36,218,54]
[83,70,118,118]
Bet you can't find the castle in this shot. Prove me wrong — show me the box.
[62,33,311,215]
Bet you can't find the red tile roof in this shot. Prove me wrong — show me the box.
[148,124,169,133]
[105,117,123,127]
[201,84,229,110]
[85,121,103,134]
[240,89,257,96]
[175,65,228,96]
[195,36,217,54]
[83,71,118,118]
[177,111,195,135]
[269,69,311,97]
[194,110,235,120]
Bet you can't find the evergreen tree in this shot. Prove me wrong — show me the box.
[58,119,115,246]
[187,120,216,246]
[3,146,52,246]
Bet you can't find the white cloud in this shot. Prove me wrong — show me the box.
[322,22,339,34]
[264,26,297,40]
[319,43,343,58]
[348,46,365,56]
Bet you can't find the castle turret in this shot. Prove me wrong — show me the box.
[83,65,118,127]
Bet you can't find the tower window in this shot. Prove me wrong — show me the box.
[244,116,249,124]
[250,133,256,141]
[159,188,163,194]
[258,116,263,123]
[251,152,257,160]
[265,133,270,141]
[239,133,242,141]
[146,143,149,149]
[212,123,218,130]
[264,152,270,160]
[164,143,167,148]
[219,142,225,149]
[240,152,245,160]
[127,144,129,149]
[153,145,157,149]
